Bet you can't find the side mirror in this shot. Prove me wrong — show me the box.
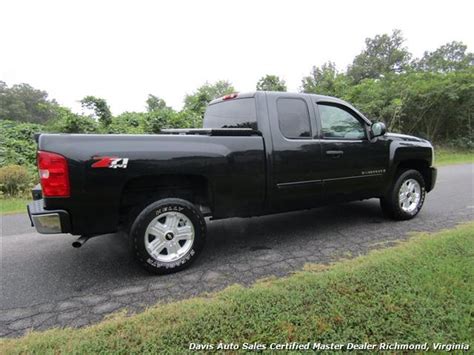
[371,122,386,138]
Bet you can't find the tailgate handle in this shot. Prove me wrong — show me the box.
[326,150,344,158]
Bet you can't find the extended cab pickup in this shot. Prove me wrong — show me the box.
[28,91,437,273]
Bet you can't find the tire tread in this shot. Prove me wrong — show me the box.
[130,198,206,274]
[380,169,426,221]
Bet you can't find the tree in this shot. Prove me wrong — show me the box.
[347,29,412,83]
[415,41,474,72]
[0,81,58,123]
[144,108,176,133]
[183,80,235,116]
[48,106,98,134]
[146,94,168,112]
[80,96,112,126]
[256,75,287,91]
[342,74,405,131]
[301,62,343,96]
[106,112,146,134]
[171,110,202,129]
[343,68,474,143]
[0,119,45,167]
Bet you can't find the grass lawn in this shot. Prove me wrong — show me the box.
[0,197,30,215]
[1,222,472,353]
[435,147,473,166]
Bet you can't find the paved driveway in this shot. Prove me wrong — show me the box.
[0,164,472,337]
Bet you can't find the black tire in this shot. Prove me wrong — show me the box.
[380,169,426,220]
[130,198,206,274]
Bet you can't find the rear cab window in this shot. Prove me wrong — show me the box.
[277,98,311,139]
[203,98,257,130]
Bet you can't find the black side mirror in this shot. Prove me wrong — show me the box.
[371,122,386,138]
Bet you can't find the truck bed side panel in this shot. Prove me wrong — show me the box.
[39,134,265,235]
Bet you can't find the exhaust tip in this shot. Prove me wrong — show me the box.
[72,235,91,248]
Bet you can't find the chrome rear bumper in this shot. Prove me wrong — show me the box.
[27,199,71,234]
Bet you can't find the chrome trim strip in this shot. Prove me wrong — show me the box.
[321,139,365,143]
[277,179,323,188]
[324,174,384,182]
[277,173,384,188]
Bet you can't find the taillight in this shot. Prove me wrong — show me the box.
[37,151,70,197]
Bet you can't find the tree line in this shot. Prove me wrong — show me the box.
[1,29,472,170]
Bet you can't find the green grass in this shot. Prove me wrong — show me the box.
[435,147,473,166]
[1,223,473,354]
[0,197,30,215]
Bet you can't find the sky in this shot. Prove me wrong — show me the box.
[1,0,473,114]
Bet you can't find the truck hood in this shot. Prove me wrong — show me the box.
[386,133,428,143]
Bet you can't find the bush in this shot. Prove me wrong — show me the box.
[0,120,43,168]
[106,112,146,134]
[143,109,203,133]
[144,108,176,133]
[0,165,33,196]
[47,107,98,134]
[444,137,474,150]
[171,110,203,128]
[305,68,474,144]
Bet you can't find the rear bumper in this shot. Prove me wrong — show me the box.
[32,183,42,200]
[27,199,71,234]
[427,167,437,192]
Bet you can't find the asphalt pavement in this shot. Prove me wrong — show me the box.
[0,164,472,337]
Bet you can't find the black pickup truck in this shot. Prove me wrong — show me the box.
[28,91,436,273]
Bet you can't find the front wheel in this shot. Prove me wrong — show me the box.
[130,198,206,274]
[380,169,426,220]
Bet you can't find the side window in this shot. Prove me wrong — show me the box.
[318,104,366,140]
[277,98,311,139]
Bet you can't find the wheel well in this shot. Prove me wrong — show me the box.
[119,174,211,225]
[396,160,433,191]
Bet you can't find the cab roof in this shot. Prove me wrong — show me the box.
[209,91,371,125]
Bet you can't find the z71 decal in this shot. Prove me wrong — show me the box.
[92,156,129,169]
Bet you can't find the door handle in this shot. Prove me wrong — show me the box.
[326,150,344,158]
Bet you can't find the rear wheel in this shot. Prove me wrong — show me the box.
[380,169,426,220]
[130,198,206,274]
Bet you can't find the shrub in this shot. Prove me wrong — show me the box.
[444,137,474,150]
[47,107,98,133]
[106,112,146,134]
[0,165,33,196]
[171,110,203,128]
[144,108,176,133]
[143,109,202,133]
[0,120,43,168]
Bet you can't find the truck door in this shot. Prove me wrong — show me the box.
[314,101,388,200]
[266,93,324,211]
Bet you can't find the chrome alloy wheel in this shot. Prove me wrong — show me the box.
[144,211,195,263]
[398,178,421,213]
